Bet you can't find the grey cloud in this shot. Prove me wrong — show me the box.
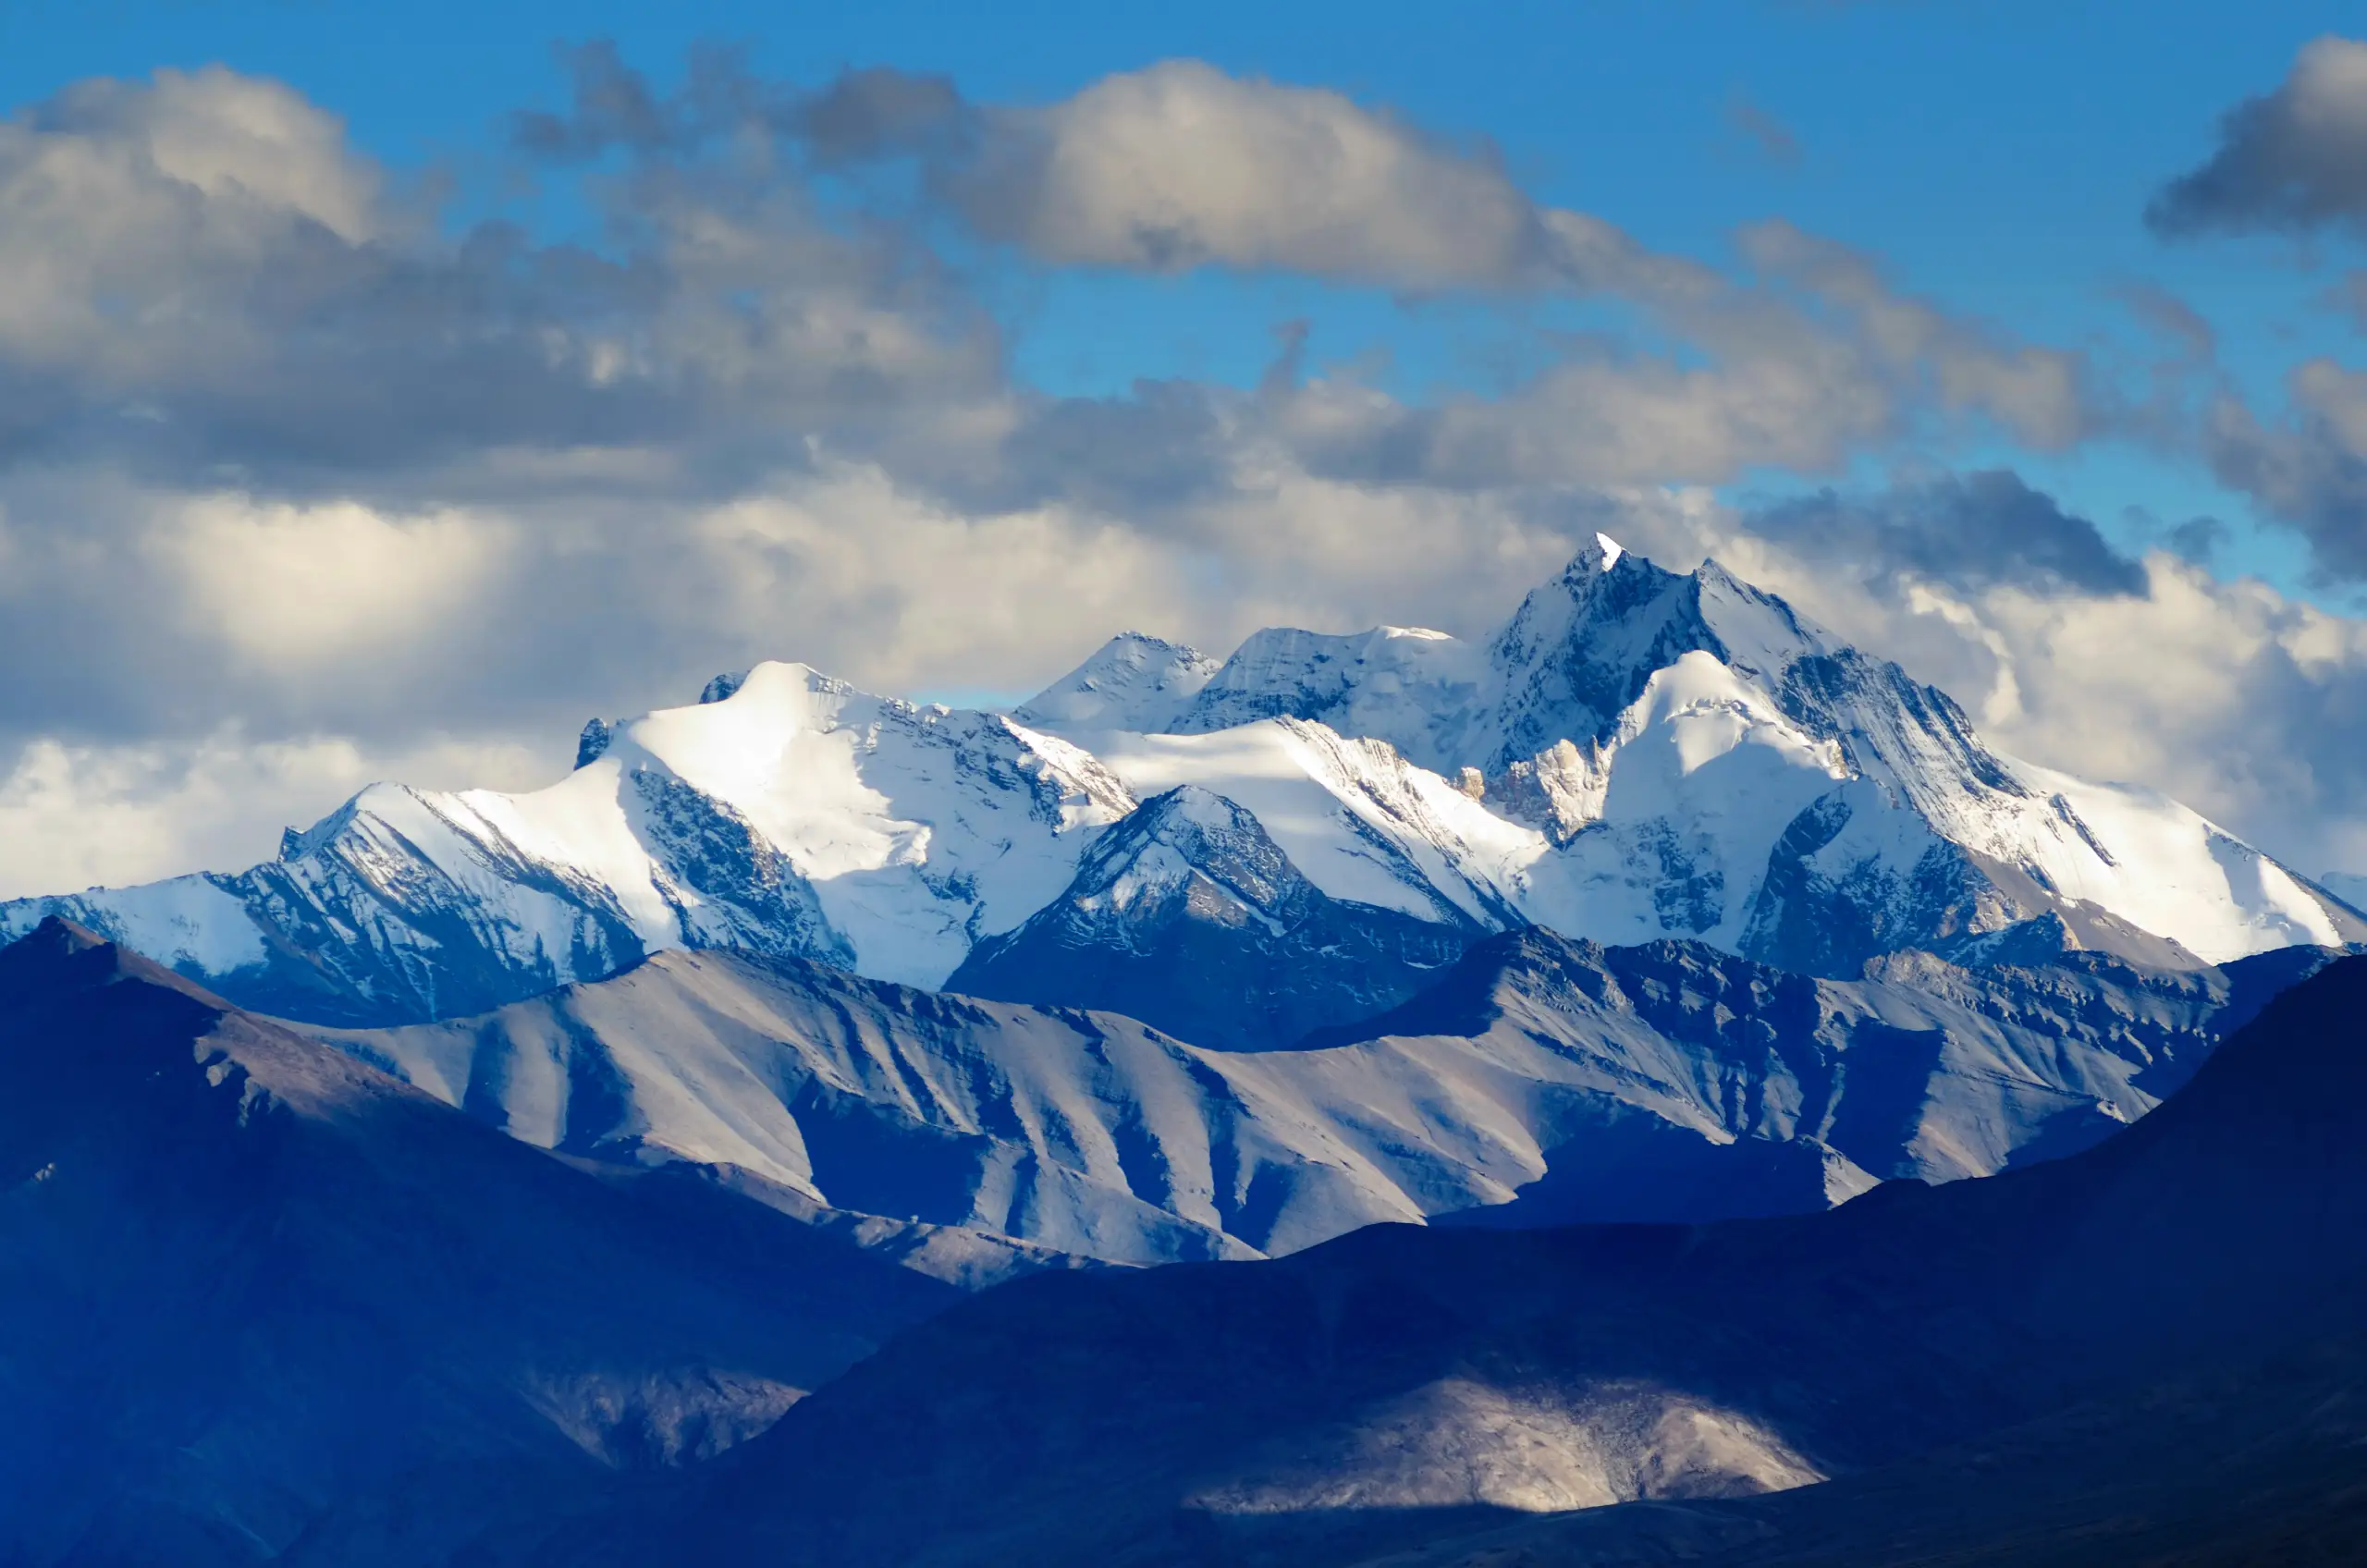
[984,382,1233,513]
[508,39,797,161]
[1258,227,2098,492]
[1269,349,1894,489]
[1727,96,1803,167]
[2150,35,2367,236]
[510,47,967,169]
[510,40,681,158]
[2329,272,2367,330]
[0,54,2101,525]
[0,441,1630,766]
[2203,365,2367,580]
[927,59,1657,293]
[1746,470,2147,599]
[2112,279,2218,360]
[1736,221,2093,448]
[2165,514,2229,566]
[0,61,1007,501]
[790,67,967,165]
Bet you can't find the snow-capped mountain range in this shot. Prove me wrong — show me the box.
[6,536,2360,1029]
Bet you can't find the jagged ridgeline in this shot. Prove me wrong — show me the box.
[6,535,2360,1039]
[594,949,2367,1568]
[301,933,2328,1264]
[6,543,2367,1567]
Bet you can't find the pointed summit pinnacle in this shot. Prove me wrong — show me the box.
[1556,532,1628,583]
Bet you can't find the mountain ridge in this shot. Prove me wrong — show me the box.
[6,538,2355,1030]
[564,947,2367,1567]
[292,928,2333,1266]
[0,918,971,1565]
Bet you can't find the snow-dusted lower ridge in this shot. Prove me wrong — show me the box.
[300,936,2324,1266]
[7,538,2361,1027]
[945,783,1483,1051]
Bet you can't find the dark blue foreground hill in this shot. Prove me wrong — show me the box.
[0,919,956,1568]
[581,949,2367,1567]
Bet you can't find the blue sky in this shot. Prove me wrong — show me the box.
[6,0,2358,585]
[6,0,2367,889]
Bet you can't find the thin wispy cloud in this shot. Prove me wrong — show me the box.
[1727,94,1804,167]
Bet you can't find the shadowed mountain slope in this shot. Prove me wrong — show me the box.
[300,933,2328,1267]
[586,949,2367,1567]
[946,785,1477,1052]
[0,919,959,1567]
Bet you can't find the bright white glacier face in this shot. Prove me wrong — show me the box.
[603,662,1134,986]
[4,537,2359,1026]
[1170,623,1486,762]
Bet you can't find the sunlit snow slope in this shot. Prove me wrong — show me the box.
[2,666,1134,1023]
[1124,533,2366,974]
[6,537,2357,1026]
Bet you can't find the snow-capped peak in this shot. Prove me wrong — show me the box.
[6,543,2361,1032]
[1151,540,1820,775]
[1122,539,2367,971]
[599,660,1135,984]
[1015,632,1221,732]
[0,659,1141,1022]
[1165,624,1485,766]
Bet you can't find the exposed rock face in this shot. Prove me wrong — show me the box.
[301,929,2330,1265]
